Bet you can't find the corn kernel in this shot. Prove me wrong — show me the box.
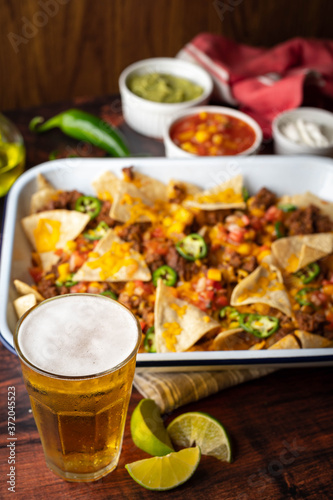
[57,263,70,282]
[237,243,252,255]
[208,146,219,156]
[257,249,271,263]
[163,216,173,227]
[167,222,185,236]
[322,284,333,295]
[65,240,77,252]
[181,142,198,154]
[44,273,55,280]
[178,130,195,142]
[250,207,265,217]
[199,112,208,119]
[207,268,222,281]
[174,207,193,224]
[208,125,218,134]
[194,130,210,143]
[212,133,223,145]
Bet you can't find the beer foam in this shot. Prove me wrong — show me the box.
[17,295,140,377]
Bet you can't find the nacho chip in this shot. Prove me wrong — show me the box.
[13,279,44,302]
[230,262,293,317]
[13,293,37,319]
[73,229,151,282]
[212,328,256,351]
[154,280,220,353]
[126,171,168,203]
[110,181,155,223]
[184,174,246,211]
[21,210,90,253]
[37,173,54,191]
[39,251,61,272]
[279,192,333,220]
[294,330,333,348]
[92,171,119,202]
[167,179,202,202]
[268,334,300,349]
[30,174,59,214]
[272,233,333,273]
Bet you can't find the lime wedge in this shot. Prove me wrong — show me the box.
[130,398,174,456]
[125,446,201,491]
[167,411,232,462]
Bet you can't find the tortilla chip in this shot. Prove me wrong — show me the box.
[184,174,246,211]
[30,188,60,214]
[272,233,333,273]
[279,192,333,221]
[14,279,44,301]
[73,229,151,282]
[230,262,293,317]
[268,334,300,349]
[126,171,168,203]
[294,330,333,348]
[37,173,54,191]
[21,210,90,253]
[154,280,220,353]
[167,179,202,202]
[110,180,155,223]
[92,171,119,202]
[13,293,37,319]
[212,328,256,351]
[39,252,61,272]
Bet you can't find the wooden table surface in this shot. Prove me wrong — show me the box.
[1,96,333,500]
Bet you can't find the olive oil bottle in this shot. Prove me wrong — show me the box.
[0,114,25,197]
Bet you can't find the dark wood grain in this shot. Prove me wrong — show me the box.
[1,342,333,499]
[1,96,333,499]
[1,0,333,111]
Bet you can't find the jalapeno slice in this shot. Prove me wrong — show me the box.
[143,326,156,353]
[55,273,78,288]
[295,287,318,306]
[242,186,250,202]
[239,313,279,338]
[274,221,284,239]
[176,234,208,261]
[278,203,297,213]
[152,265,178,287]
[84,221,109,240]
[219,306,240,320]
[75,195,102,219]
[101,290,118,300]
[294,262,320,284]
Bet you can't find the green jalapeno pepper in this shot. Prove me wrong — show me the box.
[294,262,320,284]
[219,306,240,320]
[75,195,102,219]
[55,273,78,288]
[176,233,208,261]
[239,313,279,338]
[152,265,178,287]
[242,186,250,202]
[144,326,157,353]
[278,203,297,212]
[101,290,118,300]
[294,287,318,306]
[29,108,130,157]
[274,221,284,239]
[84,221,109,240]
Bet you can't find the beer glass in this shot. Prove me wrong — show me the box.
[14,294,141,482]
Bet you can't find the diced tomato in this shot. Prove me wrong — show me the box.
[311,291,327,306]
[265,206,283,222]
[325,310,333,323]
[29,267,44,283]
[134,281,154,296]
[140,320,147,332]
[69,282,88,293]
[250,217,263,231]
[151,226,165,239]
[228,228,245,243]
[215,295,229,307]
[69,251,87,271]
[144,239,169,256]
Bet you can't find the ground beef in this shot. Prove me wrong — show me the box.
[165,246,199,281]
[228,251,242,269]
[195,210,230,227]
[285,205,333,235]
[37,279,58,299]
[38,189,83,211]
[117,222,151,252]
[252,187,277,209]
[122,166,134,180]
[295,311,326,332]
[242,255,257,273]
[168,184,187,204]
[94,200,116,227]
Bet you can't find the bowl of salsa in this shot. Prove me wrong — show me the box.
[164,106,263,157]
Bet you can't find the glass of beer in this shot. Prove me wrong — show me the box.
[14,293,141,482]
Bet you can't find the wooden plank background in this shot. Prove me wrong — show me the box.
[1,0,332,111]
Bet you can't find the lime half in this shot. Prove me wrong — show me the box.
[130,398,174,456]
[167,411,232,462]
[125,446,201,491]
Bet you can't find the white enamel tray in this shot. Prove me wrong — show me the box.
[1,156,333,371]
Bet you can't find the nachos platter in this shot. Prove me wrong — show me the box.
[1,156,333,370]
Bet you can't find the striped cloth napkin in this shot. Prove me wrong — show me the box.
[133,368,275,414]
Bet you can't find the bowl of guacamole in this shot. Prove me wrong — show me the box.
[119,58,213,138]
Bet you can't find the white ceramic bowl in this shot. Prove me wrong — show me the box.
[163,105,263,158]
[272,107,333,157]
[119,58,213,139]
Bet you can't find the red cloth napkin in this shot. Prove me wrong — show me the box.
[177,34,333,138]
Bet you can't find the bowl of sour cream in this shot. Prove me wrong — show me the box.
[272,107,333,157]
